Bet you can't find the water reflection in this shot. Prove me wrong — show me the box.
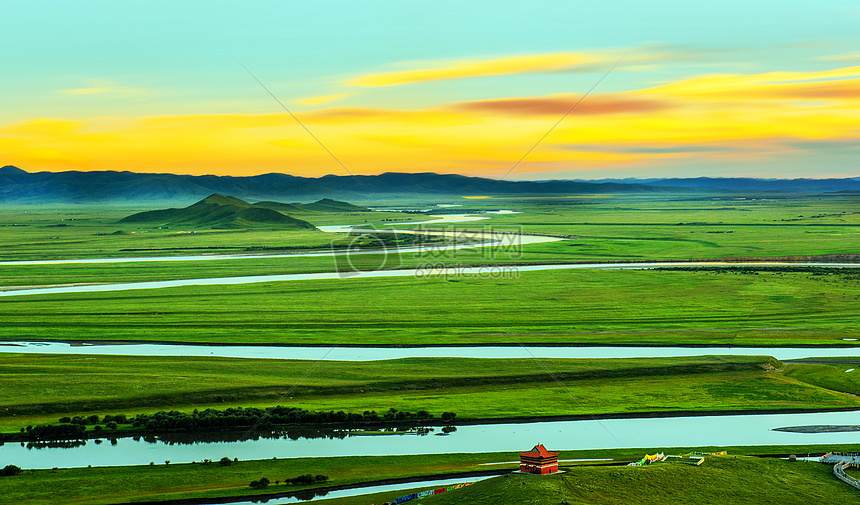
[7,410,860,470]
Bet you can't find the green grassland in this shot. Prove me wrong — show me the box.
[1,450,857,505]
[2,268,858,345]
[1,354,858,432]
[1,194,859,266]
[2,194,860,504]
[783,361,860,397]
[407,456,858,505]
[1,194,859,293]
[0,204,425,261]
[0,452,514,505]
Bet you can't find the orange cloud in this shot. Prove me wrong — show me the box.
[453,94,672,116]
[347,53,597,87]
[3,65,858,177]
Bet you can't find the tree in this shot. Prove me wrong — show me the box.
[250,477,270,488]
[1,465,23,477]
[219,457,232,466]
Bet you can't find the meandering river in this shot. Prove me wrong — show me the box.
[5,410,860,469]
[3,213,858,476]
[1,261,857,297]
[1,341,859,361]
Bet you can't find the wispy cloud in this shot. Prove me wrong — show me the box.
[346,53,599,87]
[5,65,858,177]
[60,80,152,97]
[295,93,350,105]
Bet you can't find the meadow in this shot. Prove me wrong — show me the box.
[1,449,857,505]
[2,193,859,503]
[1,193,859,268]
[1,268,858,346]
[1,354,858,433]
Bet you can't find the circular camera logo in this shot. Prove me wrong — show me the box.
[332,226,403,277]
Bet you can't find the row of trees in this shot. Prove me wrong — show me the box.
[132,407,447,433]
[6,407,458,441]
[58,414,127,425]
[250,474,329,489]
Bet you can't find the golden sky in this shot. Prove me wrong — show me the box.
[2,2,858,179]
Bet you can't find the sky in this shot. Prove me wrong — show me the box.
[2,0,858,180]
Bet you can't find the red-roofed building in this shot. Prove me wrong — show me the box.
[519,444,560,474]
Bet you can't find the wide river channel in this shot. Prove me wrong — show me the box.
[1,341,859,361]
[4,410,860,470]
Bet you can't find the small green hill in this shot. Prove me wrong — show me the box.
[120,194,316,230]
[253,201,304,213]
[297,198,369,212]
[420,457,855,504]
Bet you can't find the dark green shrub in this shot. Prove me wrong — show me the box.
[1,465,22,477]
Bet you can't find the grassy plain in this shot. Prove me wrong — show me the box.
[783,361,860,397]
[1,268,858,345]
[1,354,858,432]
[405,456,857,505]
[2,193,860,503]
[0,450,857,505]
[1,193,859,272]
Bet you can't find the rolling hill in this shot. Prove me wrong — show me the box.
[416,457,858,504]
[255,198,368,213]
[119,194,317,230]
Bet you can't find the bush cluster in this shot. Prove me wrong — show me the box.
[21,424,86,441]
[285,474,329,485]
[1,465,22,477]
[133,407,439,432]
[18,407,455,440]
[250,474,328,488]
[249,477,270,489]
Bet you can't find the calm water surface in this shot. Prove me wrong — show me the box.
[1,341,859,361]
[4,410,860,469]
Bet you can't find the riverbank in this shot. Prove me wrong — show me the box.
[4,338,860,349]
[5,354,860,433]
[7,406,860,444]
[2,446,857,505]
[3,267,858,347]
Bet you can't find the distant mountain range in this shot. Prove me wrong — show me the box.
[564,176,860,193]
[2,165,859,204]
[0,166,663,204]
[121,194,367,229]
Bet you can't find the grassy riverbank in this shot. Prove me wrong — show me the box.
[2,267,859,346]
[0,447,857,505]
[383,456,857,505]
[1,354,858,433]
